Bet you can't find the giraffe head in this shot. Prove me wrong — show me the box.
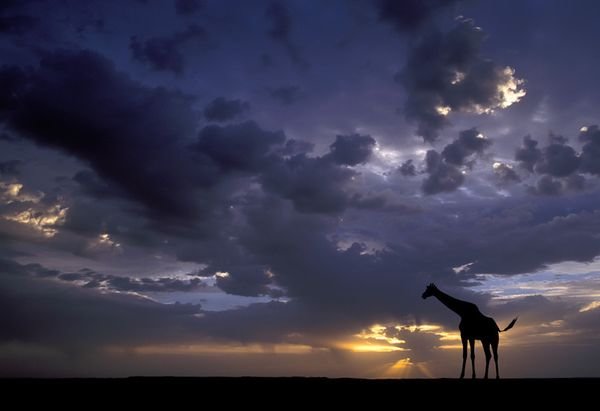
[421,283,438,299]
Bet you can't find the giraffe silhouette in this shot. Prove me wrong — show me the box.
[422,283,517,379]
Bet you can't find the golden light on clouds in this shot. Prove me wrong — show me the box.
[497,66,526,109]
[349,322,462,354]
[345,343,406,353]
[470,66,526,114]
[355,324,406,345]
[579,301,600,313]
[435,105,452,116]
[120,343,319,355]
[0,181,43,204]
[4,204,68,237]
[86,232,122,253]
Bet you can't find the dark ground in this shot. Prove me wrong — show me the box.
[2,377,598,405]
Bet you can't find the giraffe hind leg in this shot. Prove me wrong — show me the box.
[492,339,499,379]
[469,338,476,379]
[482,340,491,379]
[460,336,467,379]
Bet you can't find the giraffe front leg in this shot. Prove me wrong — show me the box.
[482,341,491,379]
[460,337,467,379]
[469,339,476,379]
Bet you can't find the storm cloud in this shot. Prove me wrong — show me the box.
[399,18,525,141]
[130,24,207,74]
[265,1,309,70]
[376,0,461,33]
[0,50,206,219]
[441,128,491,166]
[422,150,464,194]
[327,134,376,166]
[203,97,250,122]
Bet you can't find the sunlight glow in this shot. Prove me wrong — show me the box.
[88,232,122,252]
[469,67,526,114]
[126,343,319,355]
[100,233,120,247]
[373,144,402,165]
[451,71,466,85]
[437,344,463,350]
[0,182,42,204]
[4,204,68,237]
[381,358,413,377]
[497,66,526,109]
[351,322,462,354]
[355,324,406,345]
[347,343,406,353]
[435,105,452,116]
[579,301,600,312]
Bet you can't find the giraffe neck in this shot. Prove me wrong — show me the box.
[433,288,471,318]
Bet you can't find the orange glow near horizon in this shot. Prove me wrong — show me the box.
[113,343,321,355]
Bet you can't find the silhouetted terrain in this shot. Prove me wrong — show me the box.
[3,377,598,405]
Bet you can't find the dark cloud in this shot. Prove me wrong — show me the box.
[421,128,490,194]
[441,127,491,166]
[530,175,562,196]
[174,0,203,15]
[0,132,18,142]
[193,121,285,173]
[579,125,600,176]
[203,97,250,122]
[278,139,314,156]
[0,66,29,115]
[534,138,580,177]
[492,162,520,186]
[0,160,21,176]
[515,135,541,172]
[21,260,207,293]
[130,24,206,74]
[327,133,376,166]
[471,209,600,275]
[566,174,586,191]
[0,49,208,220]
[0,263,203,350]
[529,174,585,196]
[214,267,273,297]
[421,150,464,194]
[261,155,357,214]
[515,133,586,196]
[268,85,302,105]
[72,170,122,199]
[256,131,379,214]
[265,1,309,70]
[376,0,460,33]
[399,18,525,141]
[399,159,416,176]
[0,14,37,35]
[105,275,205,293]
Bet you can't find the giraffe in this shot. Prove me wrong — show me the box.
[421,283,517,379]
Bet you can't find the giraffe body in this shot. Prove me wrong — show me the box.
[422,283,517,379]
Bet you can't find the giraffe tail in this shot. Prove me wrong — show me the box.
[500,317,518,332]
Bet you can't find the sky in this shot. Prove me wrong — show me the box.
[1,0,600,378]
